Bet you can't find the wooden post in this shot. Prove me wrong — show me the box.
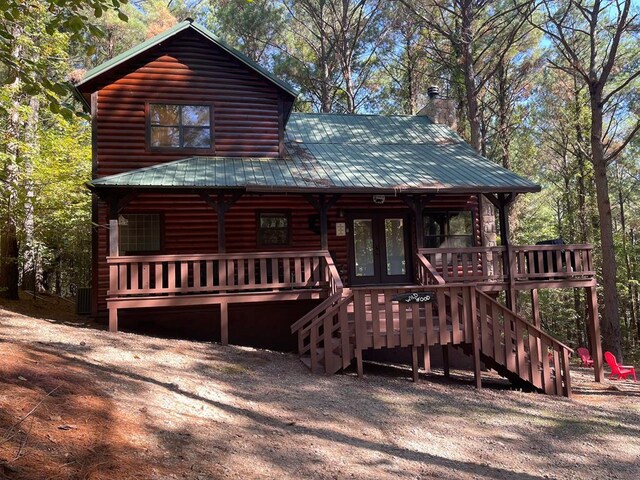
[442,344,450,378]
[220,301,229,345]
[217,195,226,254]
[200,192,243,254]
[304,194,341,251]
[470,288,481,389]
[108,306,118,333]
[423,345,431,373]
[587,285,604,382]
[108,217,119,333]
[411,345,419,382]
[109,218,119,257]
[355,348,363,378]
[319,194,329,250]
[486,193,518,309]
[531,289,540,327]
[498,194,516,309]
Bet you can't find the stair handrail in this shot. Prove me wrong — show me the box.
[475,289,573,354]
[416,251,445,285]
[290,251,343,333]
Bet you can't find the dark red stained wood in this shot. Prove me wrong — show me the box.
[83,30,481,316]
[85,29,284,180]
[94,192,478,316]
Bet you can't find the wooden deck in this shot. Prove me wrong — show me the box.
[105,243,601,396]
[106,250,340,344]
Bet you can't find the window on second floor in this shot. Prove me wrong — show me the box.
[149,104,212,149]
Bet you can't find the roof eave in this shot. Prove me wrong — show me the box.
[87,183,541,195]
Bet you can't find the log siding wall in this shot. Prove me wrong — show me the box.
[90,29,287,315]
[95,194,478,315]
[90,29,283,177]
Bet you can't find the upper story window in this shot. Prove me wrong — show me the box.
[423,210,474,248]
[149,104,211,149]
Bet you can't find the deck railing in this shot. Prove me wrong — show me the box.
[418,244,594,285]
[290,253,349,374]
[473,288,573,396]
[107,251,334,298]
[511,244,594,281]
[351,284,573,396]
[418,246,507,284]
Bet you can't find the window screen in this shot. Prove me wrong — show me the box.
[118,214,161,253]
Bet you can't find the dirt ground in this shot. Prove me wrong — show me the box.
[1,295,639,480]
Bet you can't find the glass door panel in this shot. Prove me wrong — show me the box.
[353,219,375,278]
[384,218,406,276]
[349,212,412,285]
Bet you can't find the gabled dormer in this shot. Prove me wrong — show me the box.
[75,19,297,177]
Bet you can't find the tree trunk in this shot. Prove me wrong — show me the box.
[0,223,19,300]
[1,24,24,300]
[619,188,637,344]
[590,94,622,360]
[460,1,481,152]
[21,95,41,292]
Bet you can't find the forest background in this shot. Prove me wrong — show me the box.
[0,0,639,361]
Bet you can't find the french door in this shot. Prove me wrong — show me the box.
[348,212,412,285]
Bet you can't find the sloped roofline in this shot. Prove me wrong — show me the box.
[75,19,298,99]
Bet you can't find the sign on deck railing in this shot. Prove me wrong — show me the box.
[392,291,435,303]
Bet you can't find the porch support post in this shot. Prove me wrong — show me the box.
[423,345,431,373]
[411,346,419,382]
[107,192,136,333]
[486,192,517,309]
[200,191,243,254]
[470,287,482,389]
[587,284,604,382]
[304,194,341,251]
[401,194,434,250]
[108,218,119,333]
[220,301,229,346]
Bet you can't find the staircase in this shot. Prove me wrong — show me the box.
[290,289,355,374]
[454,288,572,396]
[290,255,573,397]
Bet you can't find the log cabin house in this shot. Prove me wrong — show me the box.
[74,19,604,397]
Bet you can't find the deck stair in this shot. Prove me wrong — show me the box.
[292,255,573,397]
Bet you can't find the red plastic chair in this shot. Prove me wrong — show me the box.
[604,352,637,382]
[576,347,594,368]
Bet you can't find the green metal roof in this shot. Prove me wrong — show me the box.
[75,20,298,98]
[90,113,540,194]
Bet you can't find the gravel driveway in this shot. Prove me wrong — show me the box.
[1,298,639,479]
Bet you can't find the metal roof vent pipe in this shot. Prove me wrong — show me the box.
[418,85,457,130]
[427,86,440,99]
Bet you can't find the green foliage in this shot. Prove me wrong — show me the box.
[0,0,129,118]
[32,114,92,292]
